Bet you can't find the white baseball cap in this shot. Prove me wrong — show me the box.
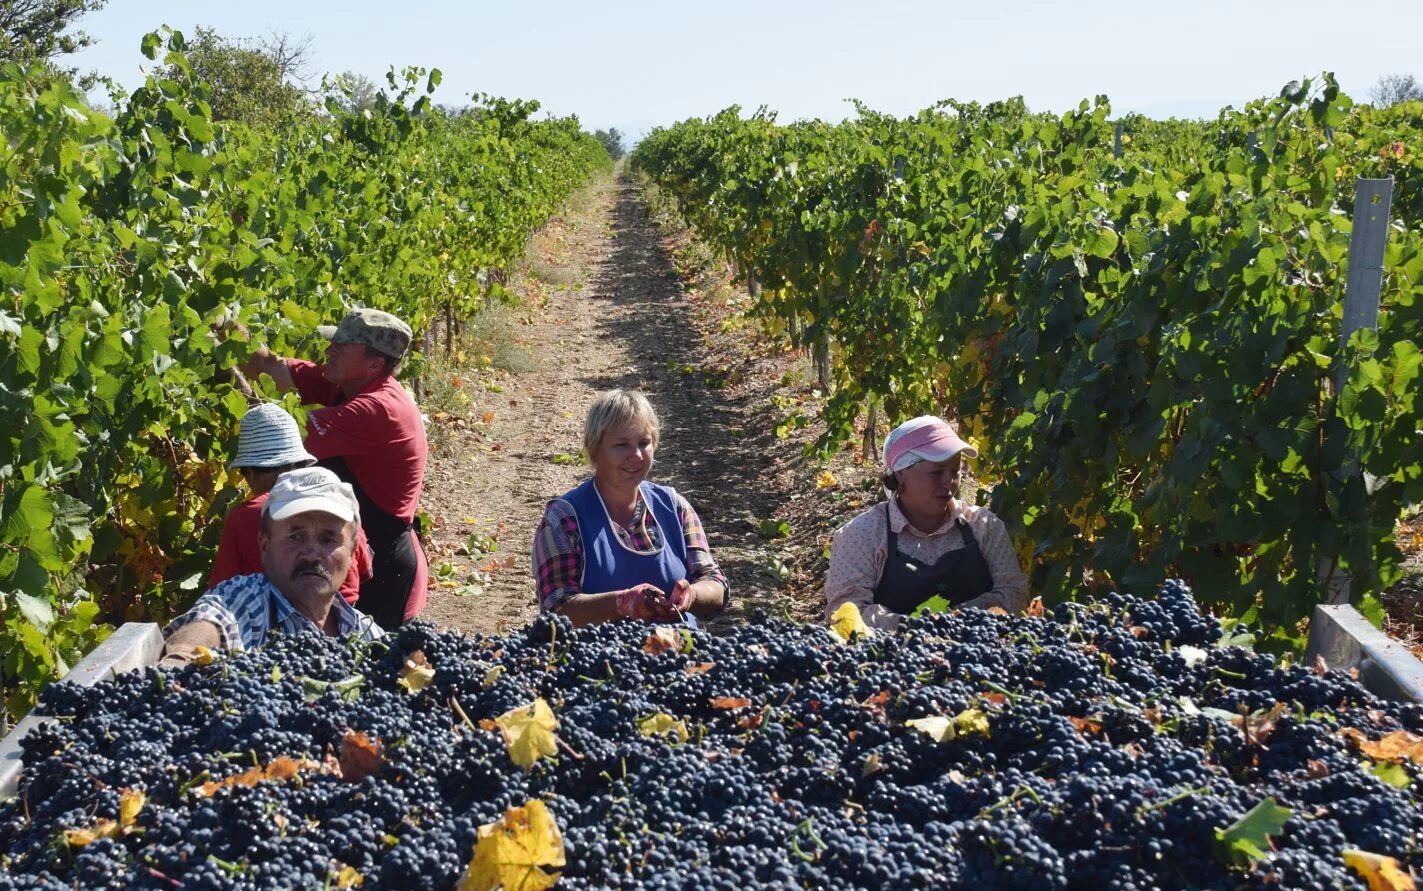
[263,467,359,524]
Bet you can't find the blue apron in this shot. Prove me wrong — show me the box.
[561,479,689,595]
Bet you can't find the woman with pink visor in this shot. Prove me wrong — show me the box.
[825,415,1028,632]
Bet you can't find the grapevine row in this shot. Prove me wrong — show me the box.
[630,75,1423,637]
[0,31,611,716]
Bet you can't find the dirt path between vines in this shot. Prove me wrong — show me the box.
[417,171,830,635]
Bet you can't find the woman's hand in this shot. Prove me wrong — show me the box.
[615,583,666,621]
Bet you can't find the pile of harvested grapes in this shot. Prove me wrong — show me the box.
[3,582,1421,890]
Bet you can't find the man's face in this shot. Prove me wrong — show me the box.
[322,341,380,388]
[260,511,354,606]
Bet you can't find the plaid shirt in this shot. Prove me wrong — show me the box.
[164,573,383,652]
[532,488,729,611]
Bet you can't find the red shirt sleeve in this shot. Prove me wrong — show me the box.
[287,358,343,407]
[209,496,265,587]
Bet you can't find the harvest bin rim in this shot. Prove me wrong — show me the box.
[2,606,1421,801]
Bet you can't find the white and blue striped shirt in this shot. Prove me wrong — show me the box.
[164,573,382,652]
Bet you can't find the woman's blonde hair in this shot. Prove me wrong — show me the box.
[583,389,660,459]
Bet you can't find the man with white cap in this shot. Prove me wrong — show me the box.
[825,415,1028,632]
[161,467,381,664]
[209,403,371,604]
[242,308,428,630]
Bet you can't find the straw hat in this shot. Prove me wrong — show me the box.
[229,404,318,470]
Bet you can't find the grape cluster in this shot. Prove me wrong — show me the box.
[2,584,1421,889]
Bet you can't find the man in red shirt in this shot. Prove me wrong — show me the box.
[243,308,428,628]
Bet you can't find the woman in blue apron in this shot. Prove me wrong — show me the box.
[825,416,1029,632]
[532,390,730,627]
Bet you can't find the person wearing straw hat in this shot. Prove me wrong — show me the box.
[161,467,381,666]
[209,404,371,605]
[825,415,1028,632]
[242,308,428,630]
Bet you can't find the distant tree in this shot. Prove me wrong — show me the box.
[1370,73,1423,108]
[594,127,625,160]
[258,28,315,84]
[332,70,378,113]
[166,26,309,126]
[0,0,107,84]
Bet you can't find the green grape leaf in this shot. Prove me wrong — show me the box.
[1214,797,1292,867]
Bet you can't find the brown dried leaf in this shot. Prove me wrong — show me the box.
[711,696,752,710]
[1234,702,1288,747]
[684,662,716,675]
[197,755,324,797]
[339,731,384,783]
[986,607,1008,616]
[1313,655,1330,676]
[1306,759,1331,779]
[979,692,1009,708]
[1068,716,1103,737]
[1026,597,1045,618]
[1340,728,1423,766]
[860,690,891,718]
[643,628,682,655]
[1129,626,1151,639]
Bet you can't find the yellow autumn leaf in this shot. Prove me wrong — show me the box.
[484,665,506,687]
[495,699,559,770]
[398,651,437,693]
[63,819,119,847]
[335,865,365,888]
[905,708,990,743]
[1344,849,1417,891]
[815,470,838,489]
[193,644,216,666]
[829,602,873,643]
[118,788,146,827]
[460,800,566,891]
[65,788,148,846]
[953,708,990,739]
[637,712,690,743]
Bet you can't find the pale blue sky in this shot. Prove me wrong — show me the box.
[71,1,1423,142]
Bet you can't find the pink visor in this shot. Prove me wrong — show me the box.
[883,416,977,472]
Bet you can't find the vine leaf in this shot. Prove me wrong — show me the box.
[643,628,681,655]
[1213,797,1292,867]
[1343,849,1416,891]
[62,788,146,847]
[1340,729,1423,766]
[460,799,566,891]
[906,708,990,743]
[829,602,872,642]
[339,731,384,783]
[495,699,559,770]
[638,712,689,743]
[398,650,436,693]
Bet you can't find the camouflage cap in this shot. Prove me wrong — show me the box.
[316,308,412,360]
